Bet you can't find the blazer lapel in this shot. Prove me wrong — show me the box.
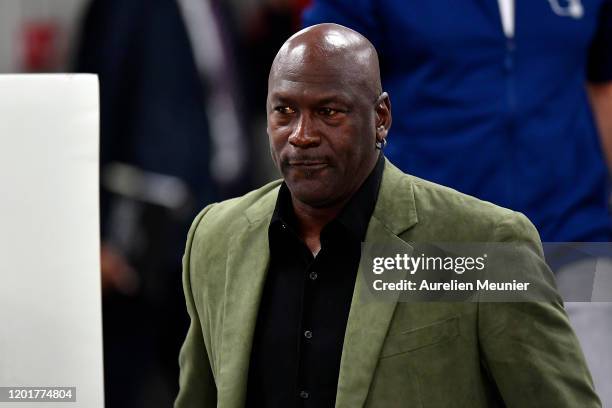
[216,188,278,408]
[335,159,418,408]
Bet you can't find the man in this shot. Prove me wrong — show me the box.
[176,24,600,407]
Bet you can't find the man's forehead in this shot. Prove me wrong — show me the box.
[268,72,369,104]
[271,65,355,85]
[268,78,355,103]
[270,55,367,92]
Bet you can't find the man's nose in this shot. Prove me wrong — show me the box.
[288,113,320,148]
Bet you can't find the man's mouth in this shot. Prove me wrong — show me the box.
[287,160,328,170]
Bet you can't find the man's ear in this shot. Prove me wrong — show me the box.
[375,92,392,142]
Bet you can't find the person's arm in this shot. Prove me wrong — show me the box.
[588,82,612,170]
[175,205,217,408]
[587,0,612,170]
[479,213,601,407]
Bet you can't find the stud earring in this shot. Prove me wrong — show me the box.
[375,138,387,150]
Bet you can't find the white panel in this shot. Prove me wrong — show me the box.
[0,74,103,408]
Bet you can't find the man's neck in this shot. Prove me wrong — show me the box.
[291,196,347,255]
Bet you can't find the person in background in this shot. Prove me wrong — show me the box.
[303,0,612,404]
[74,0,248,406]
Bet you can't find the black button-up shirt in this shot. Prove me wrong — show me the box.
[246,154,385,407]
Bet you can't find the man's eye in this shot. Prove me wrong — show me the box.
[275,106,295,114]
[318,107,339,116]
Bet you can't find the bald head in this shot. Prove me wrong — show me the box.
[269,23,382,100]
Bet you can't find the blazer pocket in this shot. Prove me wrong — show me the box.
[380,316,459,358]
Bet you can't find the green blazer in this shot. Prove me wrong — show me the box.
[175,160,600,407]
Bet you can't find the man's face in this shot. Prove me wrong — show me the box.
[267,54,380,208]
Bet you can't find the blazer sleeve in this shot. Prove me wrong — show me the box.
[478,212,601,407]
[175,205,218,408]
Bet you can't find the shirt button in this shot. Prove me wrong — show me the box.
[280,222,287,230]
[309,271,318,280]
[304,330,313,339]
[299,390,309,399]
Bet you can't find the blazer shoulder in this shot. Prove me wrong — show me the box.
[190,179,282,240]
[406,174,539,243]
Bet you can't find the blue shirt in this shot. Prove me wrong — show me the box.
[304,0,612,242]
